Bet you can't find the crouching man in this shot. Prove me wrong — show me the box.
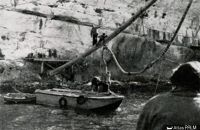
[136,61,200,130]
[91,73,111,93]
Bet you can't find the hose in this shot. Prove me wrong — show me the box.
[102,0,193,76]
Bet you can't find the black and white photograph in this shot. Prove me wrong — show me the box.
[0,0,200,130]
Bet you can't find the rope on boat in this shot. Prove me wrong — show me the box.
[102,46,108,73]
[102,0,194,76]
[12,85,23,93]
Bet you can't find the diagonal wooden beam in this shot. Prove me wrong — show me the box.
[48,0,158,76]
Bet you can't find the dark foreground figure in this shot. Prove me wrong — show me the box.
[136,61,200,130]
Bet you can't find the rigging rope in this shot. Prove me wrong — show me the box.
[102,0,193,76]
[102,46,108,73]
[154,60,163,95]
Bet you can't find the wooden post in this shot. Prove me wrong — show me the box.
[48,0,158,76]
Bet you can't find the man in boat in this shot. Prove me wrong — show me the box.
[97,82,109,93]
[91,76,101,92]
[98,71,111,92]
[91,75,111,93]
[136,61,200,130]
[90,25,100,46]
[97,71,112,93]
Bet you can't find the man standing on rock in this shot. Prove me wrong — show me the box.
[0,49,5,59]
[90,25,100,46]
[136,61,200,130]
[98,33,107,44]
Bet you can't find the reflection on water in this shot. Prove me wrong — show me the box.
[0,93,151,130]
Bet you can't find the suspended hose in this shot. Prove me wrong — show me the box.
[104,46,144,75]
[103,0,193,76]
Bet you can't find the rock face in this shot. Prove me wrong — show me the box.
[110,35,194,80]
[75,35,194,82]
[0,0,199,82]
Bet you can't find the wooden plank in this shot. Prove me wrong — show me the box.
[34,58,69,62]
[23,58,69,62]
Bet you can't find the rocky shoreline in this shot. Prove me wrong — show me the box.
[0,78,172,95]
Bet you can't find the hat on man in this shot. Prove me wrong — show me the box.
[170,61,200,89]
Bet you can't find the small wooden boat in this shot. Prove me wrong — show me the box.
[3,93,36,104]
[35,88,124,112]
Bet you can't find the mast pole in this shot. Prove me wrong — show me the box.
[48,0,158,76]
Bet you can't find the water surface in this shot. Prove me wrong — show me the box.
[0,93,151,130]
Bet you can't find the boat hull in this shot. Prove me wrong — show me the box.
[35,89,124,112]
[3,93,36,104]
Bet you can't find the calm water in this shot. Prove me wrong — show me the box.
[0,93,151,130]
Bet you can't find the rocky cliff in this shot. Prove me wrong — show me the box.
[0,0,199,83]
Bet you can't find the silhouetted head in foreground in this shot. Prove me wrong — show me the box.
[136,61,200,130]
[170,61,200,91]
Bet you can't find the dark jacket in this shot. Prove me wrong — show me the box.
[136,61,200,130]
[90,27,99,37]
[136,90,200,130]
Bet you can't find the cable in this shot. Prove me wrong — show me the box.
[154,60,163,95]
[103,0,194,76]
[102,46,108,73]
